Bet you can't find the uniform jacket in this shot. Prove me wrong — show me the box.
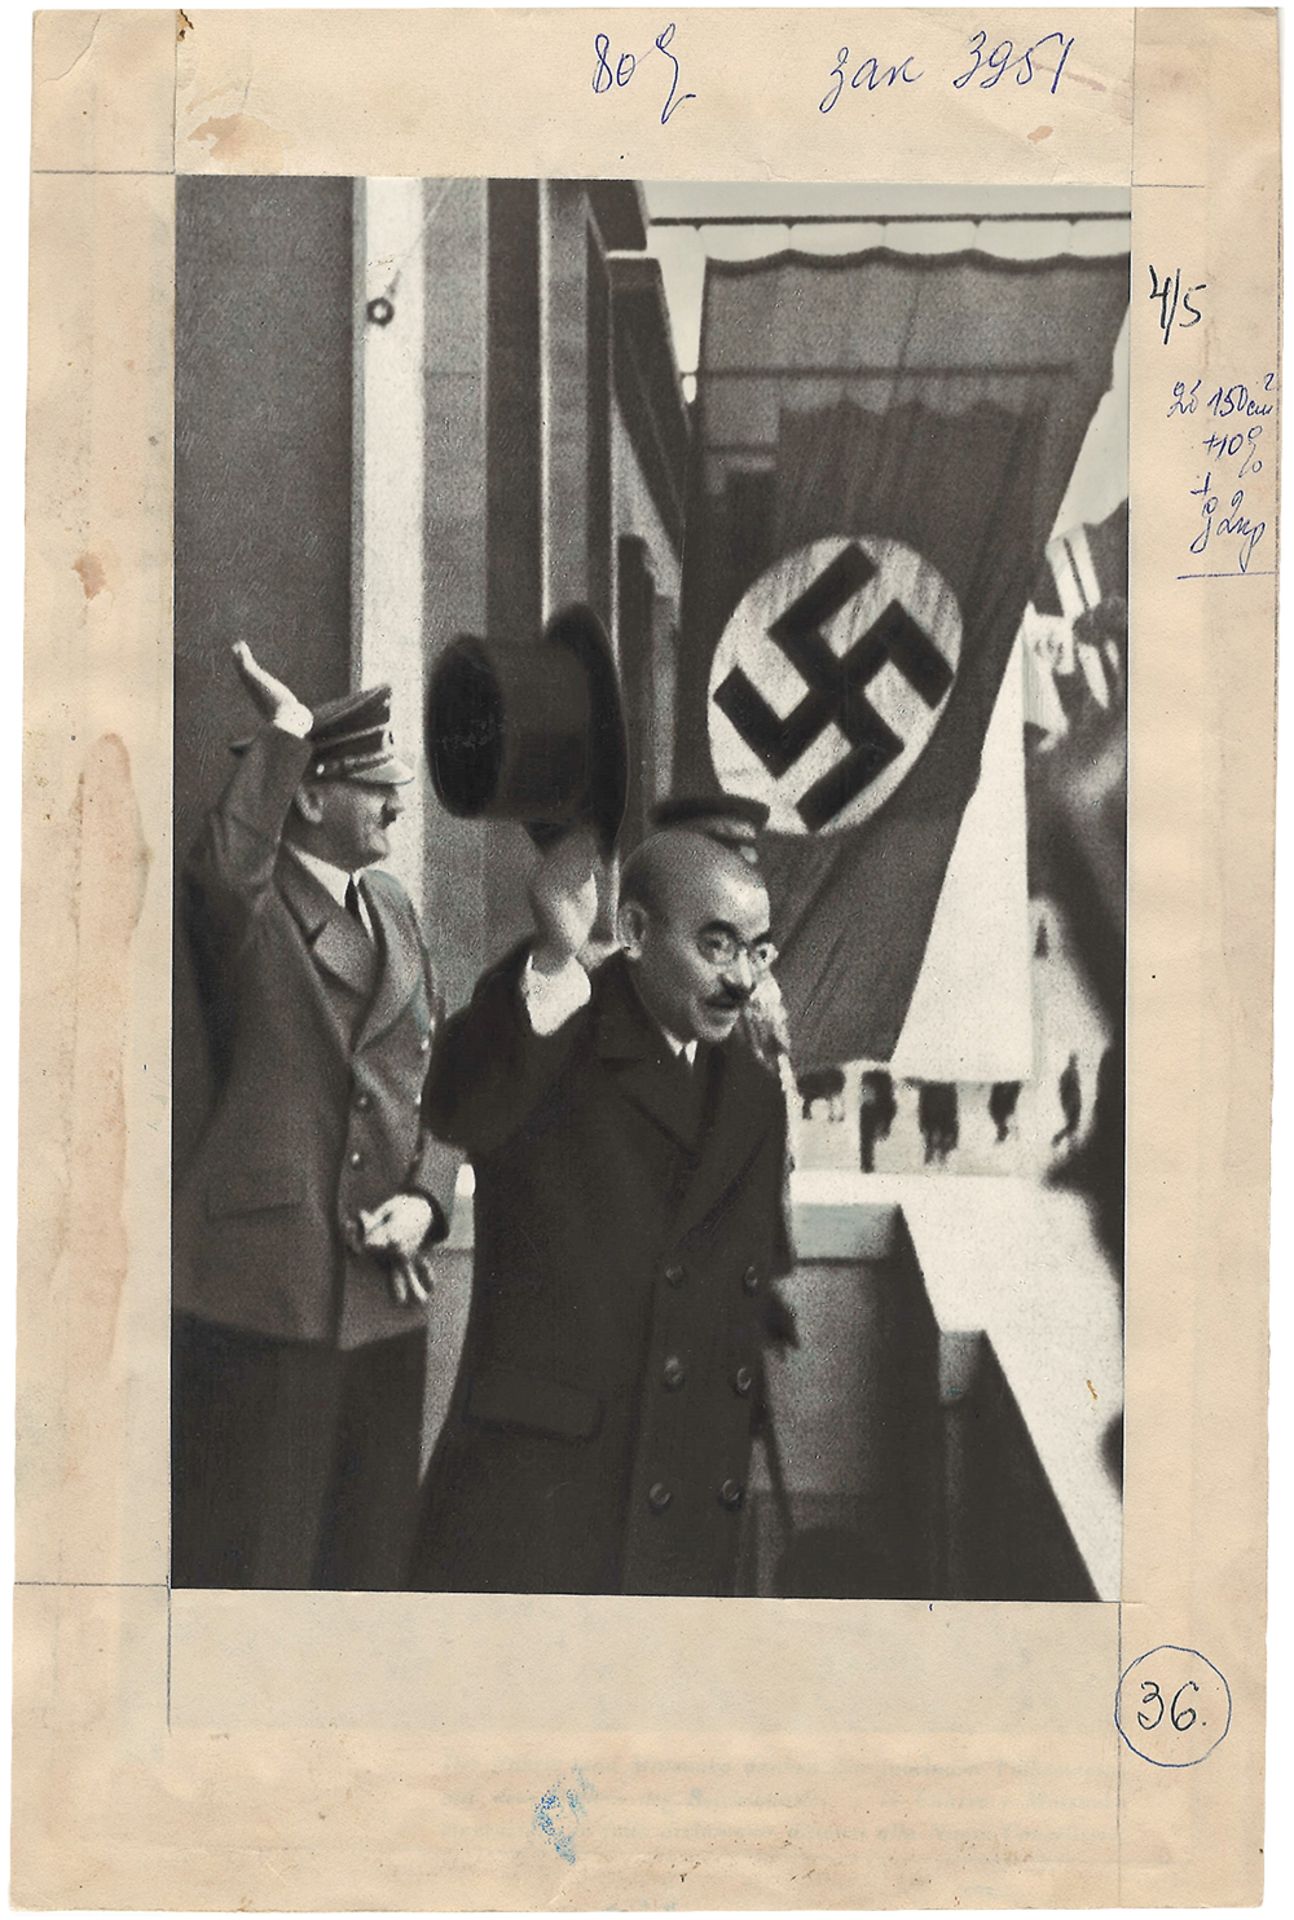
[173,725,461,1350]
[411,945,794,1596]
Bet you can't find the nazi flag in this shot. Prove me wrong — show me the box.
[708,536,963,836]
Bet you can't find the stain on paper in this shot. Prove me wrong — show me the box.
[533,1766,594,1864]
[188,113,286,171]
[73,553,108,601]
[63,734,151,1363]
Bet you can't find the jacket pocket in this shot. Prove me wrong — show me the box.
[206,1164,305,1219]
[465,1365,603,1442]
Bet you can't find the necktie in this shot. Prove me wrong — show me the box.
[344,877,366,931]
[666,1043,706,1142]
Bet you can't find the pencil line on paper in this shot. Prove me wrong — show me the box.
[15,1579,170,1588]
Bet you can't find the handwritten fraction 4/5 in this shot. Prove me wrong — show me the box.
[1148,264,1207,347]
[820,29,1076,113]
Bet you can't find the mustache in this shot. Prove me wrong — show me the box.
[707,988,750,1011]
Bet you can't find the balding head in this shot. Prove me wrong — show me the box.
[621,829,761,914]
[618,830,773,1047]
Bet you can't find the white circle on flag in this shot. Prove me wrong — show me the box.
[708,536,963,836]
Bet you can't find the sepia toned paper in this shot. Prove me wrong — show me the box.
[16,7,1276,1909]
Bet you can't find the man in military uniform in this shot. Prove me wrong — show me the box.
[173,643,460,1590]
[410,823,795,1597]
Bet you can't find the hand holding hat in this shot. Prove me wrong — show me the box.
[528,824,604,974]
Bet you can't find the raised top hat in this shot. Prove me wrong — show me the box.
[233,684,414,785]
[426,604,628,853]
[650,792,770,862]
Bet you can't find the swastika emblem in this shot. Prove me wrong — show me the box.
[708,536,963,835]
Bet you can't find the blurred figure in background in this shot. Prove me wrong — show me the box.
[859,1069,899,1172]
[1052,1052,1083,1150]
[916,1082,960,1166]
[1029,593,1127,1267]
[988,1080,1021,1145]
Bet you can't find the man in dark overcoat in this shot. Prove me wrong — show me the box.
[173,643,460,1590]
[410,826,795,1597]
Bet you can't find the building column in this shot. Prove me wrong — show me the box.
[354,177,429,914]
[541,180,612,628]
[354,177,489,1009]
[424,178,491,1005]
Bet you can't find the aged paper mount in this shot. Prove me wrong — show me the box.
[17,7,1276,1911]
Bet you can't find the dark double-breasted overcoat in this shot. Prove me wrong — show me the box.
[410,946,793,1597]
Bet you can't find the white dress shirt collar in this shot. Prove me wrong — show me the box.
[520,950,696,1063]
[658,1026,698,1068]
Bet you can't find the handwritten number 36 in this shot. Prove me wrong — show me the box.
[1138,1679,1200,1733]
[592,24,695,124]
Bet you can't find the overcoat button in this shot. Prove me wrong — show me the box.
[419,1036,431,1054]
[663,1262,686,1288]
[733,1366,754,1396]
[648,1481,673,1513]
[349,1149,363,1168]
[742,1264,760,1294]
[718,1478,744,1510]
[355,1091,371,1111]
[662,1355,686,1390]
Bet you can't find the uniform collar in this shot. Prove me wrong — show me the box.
[286,846,374,937]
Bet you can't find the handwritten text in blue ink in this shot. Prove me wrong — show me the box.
[821,30,1075,113]
[1188,476,1266,574]
[592,23,694,125]
[1169,374,1276,578]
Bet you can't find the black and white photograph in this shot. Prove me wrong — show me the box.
[172,176,1130,1603]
